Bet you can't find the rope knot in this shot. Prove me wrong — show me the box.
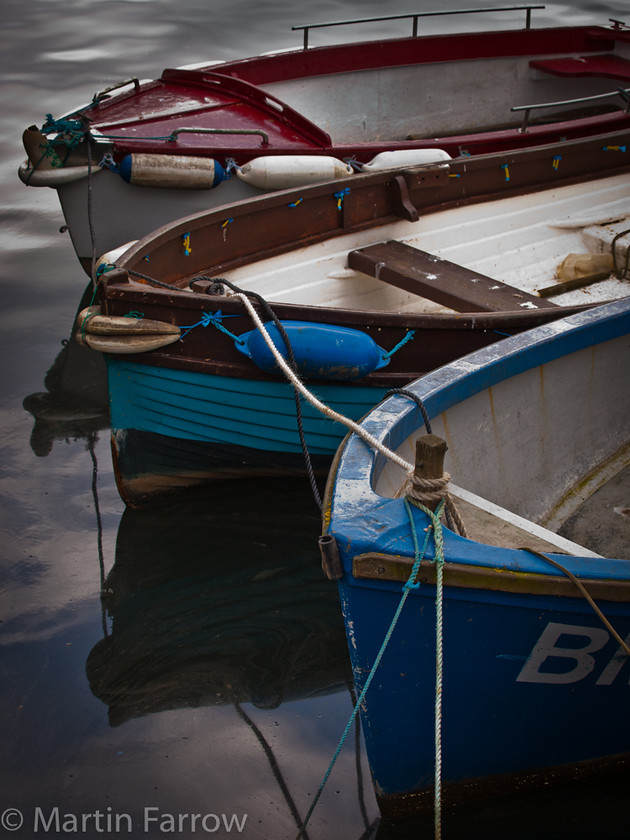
[400,469,451,507]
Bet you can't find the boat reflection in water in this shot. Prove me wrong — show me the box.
[22,282,109,457]
[86,478,351,723]
[84,479,377,836]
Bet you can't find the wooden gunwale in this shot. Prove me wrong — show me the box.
[113,128,630,285]
[351,553,630,600]
[190,26,622,87]
[96,129,630,383]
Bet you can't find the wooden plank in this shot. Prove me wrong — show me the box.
[348,240,557,312]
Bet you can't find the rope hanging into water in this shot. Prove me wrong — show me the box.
[406,497,446,840]
[234,703,311,840]
[87,432,109,639]
[295,503,442,840]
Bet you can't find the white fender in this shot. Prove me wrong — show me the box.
[361,149,451,172]
[18,159,92,187]
[119,153,228,189]
[77,306,180,337]
[235,155,354,190]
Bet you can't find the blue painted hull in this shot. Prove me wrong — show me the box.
[338,550,630,809]
[325,300,630,815]
[106,357,387,503]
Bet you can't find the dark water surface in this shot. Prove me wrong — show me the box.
[2,0,630,837]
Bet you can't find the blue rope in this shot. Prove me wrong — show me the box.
[178,310,244,343]
[295,499,444,840]
[333,187,350,210]
[99,153,120,174]
[42,114,86,142]
[381,329,416,360]
[95,262,116,279]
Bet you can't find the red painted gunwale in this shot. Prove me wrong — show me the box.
[81,24,630,163]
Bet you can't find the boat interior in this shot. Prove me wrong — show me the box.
[266,55,630,144]
[83,15,630,158]
[221,172,630,315]
[372,325,630,561]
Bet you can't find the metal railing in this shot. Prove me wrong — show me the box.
[512,87,630,132]
[168,127,270,146]
[292,6,546,49]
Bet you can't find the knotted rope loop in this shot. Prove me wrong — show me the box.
[399,469,451,508]
[397,468,469,539]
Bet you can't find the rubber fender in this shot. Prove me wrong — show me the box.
[235,155,354,190]
[236,320,389,380]
[361,148,451,172]
[119,153,228,189]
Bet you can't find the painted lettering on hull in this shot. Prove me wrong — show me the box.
[517,622,630,685]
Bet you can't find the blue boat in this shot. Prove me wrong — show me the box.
[322,297,630,818]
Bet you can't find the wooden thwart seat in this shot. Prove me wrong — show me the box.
[529,54,630,82]
[348,240,557,312]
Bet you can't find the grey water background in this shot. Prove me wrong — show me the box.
[2,0,630,838]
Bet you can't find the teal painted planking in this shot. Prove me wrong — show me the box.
[106,358,387,453]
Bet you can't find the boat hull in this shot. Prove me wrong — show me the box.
[324,298,630,815]
[89,154,630,504]
[106,357,387,504]
[338,571,630,815]
[21,19,630,271]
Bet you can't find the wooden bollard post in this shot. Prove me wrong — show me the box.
[414,434,448,512]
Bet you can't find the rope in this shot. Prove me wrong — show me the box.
[381,329,415,360]
[87,432,108,639]
[178,310,244,343]
[234,703,310,839]
[233,292,412,473]
[405,497,446,840]
[193,276,325,509]
[385,387,432,432]
[519,547,630,656]
[402,471,468,538]
[295,509,439,840]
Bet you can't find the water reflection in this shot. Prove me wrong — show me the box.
[22,282,109,457]
[87,480,351,725]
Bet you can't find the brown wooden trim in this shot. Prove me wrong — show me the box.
[352,552,630,601]
[348,240,557,312]
[114,128,630,289]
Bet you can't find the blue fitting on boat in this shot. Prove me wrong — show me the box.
[236,320,390,380]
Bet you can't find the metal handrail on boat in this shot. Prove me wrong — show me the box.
[168,127,270,146]
[512,87,630,131]
[92,77,141,103]
[292,6,546,48]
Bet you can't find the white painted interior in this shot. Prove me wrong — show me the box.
[222,172,630,310]
[264,57,629,143]
[373,332,630,538]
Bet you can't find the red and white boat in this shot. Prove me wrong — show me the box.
[18,6,630,272]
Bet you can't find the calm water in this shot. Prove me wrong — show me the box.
[2,1,630,837]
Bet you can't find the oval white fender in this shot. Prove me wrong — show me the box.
[235,155,354,190]
[118,153,229,189]
[361,149,451,172]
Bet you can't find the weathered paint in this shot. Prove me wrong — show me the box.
[324,299,630,813]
